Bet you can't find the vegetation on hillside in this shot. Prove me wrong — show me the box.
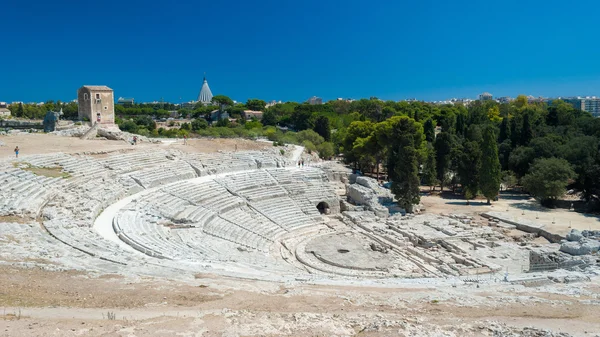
[12,94,600,209]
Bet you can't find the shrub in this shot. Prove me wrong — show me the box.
[317,142,334,159]
[302,140,316,153]
[296,129,324,146]
[191,118,208,131]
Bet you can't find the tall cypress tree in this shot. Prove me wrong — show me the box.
[313,116,331,141]
[455,113,465,137]
[387,117,423,212]
[423,119,435,143]
[17,103,24,118]
[480,125,501,204]
[499,118,510,143]
[422,143,438,190]
[434,132,453,190]
[509,117,519,148]
[520,113,533,146]
[457,141,481,204]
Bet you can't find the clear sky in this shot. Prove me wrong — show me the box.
[3,0,600,103]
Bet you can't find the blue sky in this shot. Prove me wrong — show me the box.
[3,0,600,103]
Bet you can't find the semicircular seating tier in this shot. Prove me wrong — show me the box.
[0,149,310,271]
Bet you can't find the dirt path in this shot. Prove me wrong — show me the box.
[0,133,272,160]
[0,266,599,336]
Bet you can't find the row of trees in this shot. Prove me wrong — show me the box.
[338,96,600,209]
[7,101,79,120]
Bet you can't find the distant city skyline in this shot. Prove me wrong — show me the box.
[3,1,600,104]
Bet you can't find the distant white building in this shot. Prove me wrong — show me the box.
[562,96,600,117]
[479,92,493,101]
[117,97,135,105]
[306,96,323,105]
[265,100,282,108]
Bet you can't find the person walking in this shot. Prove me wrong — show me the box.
[183,135,187,145]
[14,146,19,158]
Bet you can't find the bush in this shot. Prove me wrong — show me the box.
[191,118,208,131]
[316,142,334,159]
[215,118,230,127]
[302,140,316,153]
[119,120,138,133]
[522,158,575,203]
[180,122,191,131]
[296,129,324,146]
[245,120,262,130]
[136,128,150,137]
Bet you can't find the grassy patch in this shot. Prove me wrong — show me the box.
[15,162,71,179]
[0,215,31,224]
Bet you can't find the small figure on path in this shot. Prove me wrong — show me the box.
[183,135,187,145]
[14,146,19,158]
[132,136,138,145]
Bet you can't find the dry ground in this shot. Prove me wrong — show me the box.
[0,266,599,336]
[420,188,600,236]
[0,133,271,159]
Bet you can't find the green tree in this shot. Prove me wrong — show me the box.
[212,95,233,120]
[342,121,375,169]
[487,105,502,123]
[316,142,334,159]
[302,140,317,153]
[515,94,528,109]
[216,117,230,127]
[423,118,435,142]
[498,118,510,143]
[244,119,262,130]
[522,158,575,205]
[455,113,465,137]
[509,117,520,147]
[434,132,454,190]
[387,116,424,212]
[191,118,209,131]
[313,116,331,141]
[457,141,481,204]
[480,125,501,204]
[134,116,156,130]
[291,108,315,131]
[296,129,324,146]
[520,112,532,146]
[261,110,277,126]
[422,143,438,190]
[212,95,233,107]
[245,99,266,111]
[509,146,535,178]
